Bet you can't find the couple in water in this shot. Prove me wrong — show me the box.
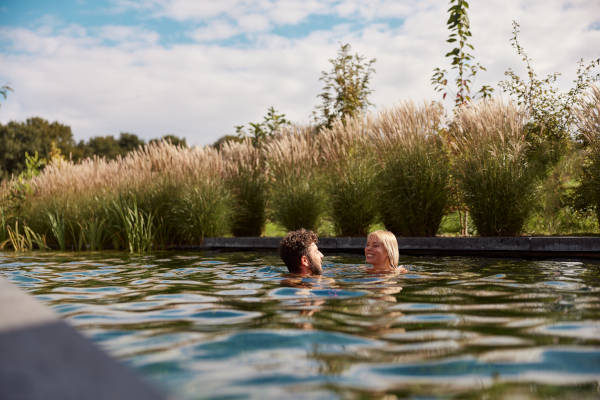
[279,229,408,275]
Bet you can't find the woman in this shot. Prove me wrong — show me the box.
[364,230,408,273]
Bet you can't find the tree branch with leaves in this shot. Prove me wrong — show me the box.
[431,0,492,107]
[314,43,376,129]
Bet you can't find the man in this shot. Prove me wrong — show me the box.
[279,229,324,275]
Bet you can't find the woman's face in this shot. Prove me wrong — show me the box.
[365,236,389,268]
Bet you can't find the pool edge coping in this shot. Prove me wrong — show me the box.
[173,236,600,259]
[0,277,166,400]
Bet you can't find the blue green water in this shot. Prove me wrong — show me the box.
[1,251,599,399]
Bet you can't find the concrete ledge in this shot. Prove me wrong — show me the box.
[0,278,165,400]
[177,236,600,258]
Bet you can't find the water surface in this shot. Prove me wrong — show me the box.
[1,251,599,399]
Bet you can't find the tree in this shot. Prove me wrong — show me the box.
[0,117,75,179]
[314,43,376,129]
[431,0,492,107]
[150,134,188,147]
[77,135,121,160]
[212,134,242,150]
[117,132,145,153]
[236,106,290,147]
[75,132,146,160]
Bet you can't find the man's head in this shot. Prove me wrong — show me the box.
[279,229,323,275]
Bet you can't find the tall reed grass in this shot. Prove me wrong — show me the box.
[320,116,378,236]
[450,99,535,236]
[222,139,267,236]
[372,101,450,236]
[3,141,230,251]
[576,86,600,226]
[3,95,594,251]
[265,126,324,231]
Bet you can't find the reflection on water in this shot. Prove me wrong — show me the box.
[1,252,599,399]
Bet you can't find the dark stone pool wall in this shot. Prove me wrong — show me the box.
[0,278,165,400]
[179,236,600,259]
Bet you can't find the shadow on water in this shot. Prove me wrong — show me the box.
[1,250,599,399]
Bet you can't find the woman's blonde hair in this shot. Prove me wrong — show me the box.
[367,230,399,268]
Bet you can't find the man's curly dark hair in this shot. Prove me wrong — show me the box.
[279,229,318,273]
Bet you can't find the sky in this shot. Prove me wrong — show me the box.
[0,0,599,146]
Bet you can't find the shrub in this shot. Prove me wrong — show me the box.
[373,102,450,236]
[320,116,378,236]
[265,126,324,231]
[450,99,536,236]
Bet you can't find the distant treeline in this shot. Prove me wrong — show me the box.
[0,117,187,180]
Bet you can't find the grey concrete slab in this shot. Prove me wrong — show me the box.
[0,278,166,400]
[181,236,600,258]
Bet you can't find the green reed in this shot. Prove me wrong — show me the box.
[3,219,48,251]
[320,116,378,236]
[170,181,231,242]
[222,140,267,237]
[110,198,155,253]
[47,211,67,251]
[374,102,450,236]
[451,99,536,236]
[265,126,325,231]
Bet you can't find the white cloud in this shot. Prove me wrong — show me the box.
[98,25,159,46]
[1,1,599,146]
[190,20,240,41]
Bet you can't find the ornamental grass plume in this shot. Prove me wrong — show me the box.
[264,125,324,231]
[319,114,378,236]
[3,140,230,251]
[372,101,449,236]
[575,85,600,226]
[450,98,534,236]
[221,138,267,236]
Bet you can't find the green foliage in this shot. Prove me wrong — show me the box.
[171,182,231,242]
[451,100,537,236]
[266,127,325,232]
[373,103,450,237]
[460,156,537,236]
[0,117,75,179]
[77,213,107,251]
[228,172,267,236]
[110,198,155,253]
[524,145,598,234]
[379,142,450,236]
[220,140,266,237]
[314,43,376,129]
[499,21,600,176]
[149,134,188,147]
[431,0,492,106]
[236,106,290,147]
[212,134,242,150]
[3,219,48,251]
[74,132,146,161]
[577,152,600,226]
[270,176,324,231]
[47,211,67,251]
[574,86,600,226]
[327,151,378,237]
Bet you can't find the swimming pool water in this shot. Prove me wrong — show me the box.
[1,251,599,399]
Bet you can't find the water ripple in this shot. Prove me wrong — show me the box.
[0,251,598,399]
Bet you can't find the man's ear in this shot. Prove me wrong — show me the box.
[300,255,309,267]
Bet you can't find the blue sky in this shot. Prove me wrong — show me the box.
[0,0,599,145]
